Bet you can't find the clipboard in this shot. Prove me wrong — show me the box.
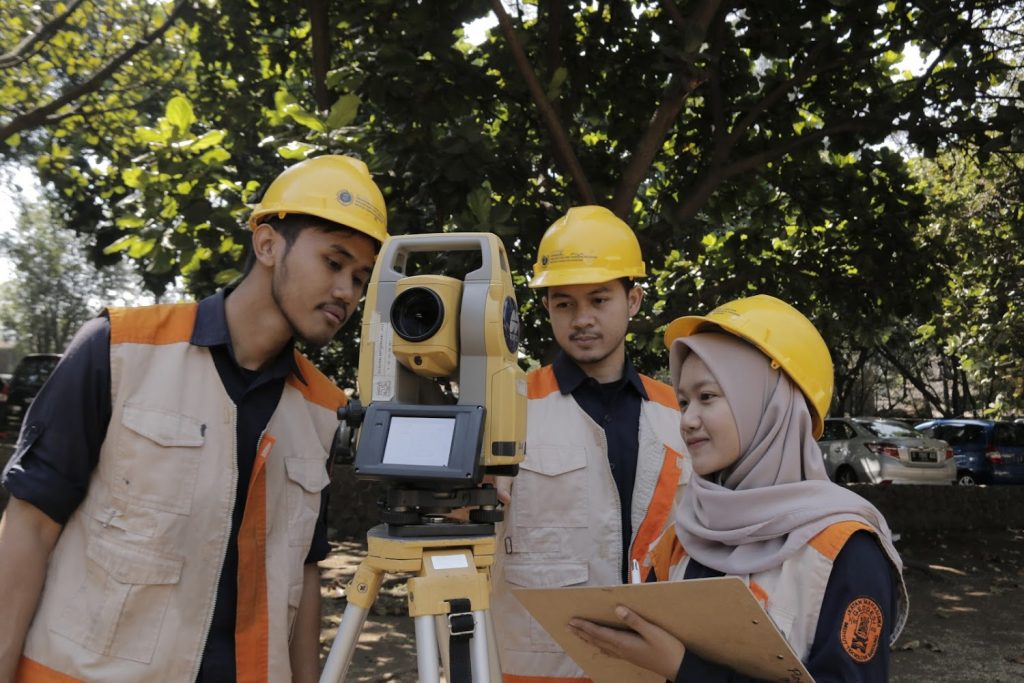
[512,576,813,683]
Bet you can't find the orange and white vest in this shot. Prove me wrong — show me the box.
[16,303,344,683]
[491,365,688,682]
[647,521,910,664]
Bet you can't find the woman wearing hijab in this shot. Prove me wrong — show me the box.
[567,294,908,682]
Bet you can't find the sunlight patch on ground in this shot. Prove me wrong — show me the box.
[928,563,967,576]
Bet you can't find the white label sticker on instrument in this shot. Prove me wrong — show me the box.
[431,554,470,570]
[372,316,396,401]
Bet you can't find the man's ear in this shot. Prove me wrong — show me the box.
[540,294,550,313]
[627,285,643,317]
[251,222,279,267]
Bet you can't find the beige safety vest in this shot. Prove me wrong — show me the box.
[17,303,344,683]
[650,520,910,664]
[491,365,688,682]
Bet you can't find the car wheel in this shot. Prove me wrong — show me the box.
[956,471,977,486]
[836,466,858,485]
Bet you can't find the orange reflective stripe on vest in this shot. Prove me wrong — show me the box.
[108,304,197,346]
[503,675,591,683]
[15,657,83,683]
[236,435,275,683]
[630,445,682,570]
[809,521,873,561]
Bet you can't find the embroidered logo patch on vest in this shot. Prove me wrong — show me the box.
[840,597,884,662]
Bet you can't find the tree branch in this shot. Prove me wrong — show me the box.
[675,121,862,223]
[607,0,721,217]
[609,74,702,217]
[0,0,89,69]
[307,0,331,111]
[0,0,193,142]
[876,342,950,416]
[490,0,596,204]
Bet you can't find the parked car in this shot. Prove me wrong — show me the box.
[1,353,62,434]
[915,419,1024,485]
[817,417,956,485]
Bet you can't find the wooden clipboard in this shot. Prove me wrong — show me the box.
[512,576,813,683]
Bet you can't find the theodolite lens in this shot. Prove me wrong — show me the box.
[391,286,445,342]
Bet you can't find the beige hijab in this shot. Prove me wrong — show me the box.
[670,332,902,577]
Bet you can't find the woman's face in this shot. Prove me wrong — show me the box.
[675,352,741,477]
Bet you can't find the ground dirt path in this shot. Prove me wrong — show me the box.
[319,528,1024,683]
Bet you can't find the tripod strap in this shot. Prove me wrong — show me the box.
[446,598,475,683]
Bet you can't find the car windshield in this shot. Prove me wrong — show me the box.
[858,419,922,438]
[993,423,1024,448]
[12,357,61,392]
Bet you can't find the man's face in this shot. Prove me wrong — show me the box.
[543,281,642,372]
[270,227,377,347]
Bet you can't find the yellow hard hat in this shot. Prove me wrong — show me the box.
[529,205,646,288]
[249,155,388,243]
[664,294,834,439]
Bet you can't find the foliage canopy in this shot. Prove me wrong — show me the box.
[2,0,1023,414]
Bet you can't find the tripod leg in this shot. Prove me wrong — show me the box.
[319,602,369,683]
[470,610,491,683]
[483,610,502,680]
[319,560,384,683]
[414,615,442,683]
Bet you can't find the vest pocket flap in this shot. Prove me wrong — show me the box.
[504,561,589,588]
[87,536,184,585]
[121,403,205,448]
[519,445,587,476]
[285,456,330,493]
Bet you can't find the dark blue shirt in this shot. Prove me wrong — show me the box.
[2,290,331,683]
[552,351,647,583]
[673,531,897,682]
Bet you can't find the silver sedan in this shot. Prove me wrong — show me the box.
[818,417,956,485]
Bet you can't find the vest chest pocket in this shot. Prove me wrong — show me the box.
[51,534,183,664]
[513,445,588,529]
[111,403,205,516]
[285,455,330,547]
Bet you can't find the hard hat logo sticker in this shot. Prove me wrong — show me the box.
[337,190,353,205]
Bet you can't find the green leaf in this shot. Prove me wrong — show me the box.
[200,148,231,164]
[277,141,315,159]
[190,129,226,152]
[275,90,325,133]
[546,67,568,100]
[165,95,196,135]
[128,237,157,258]
[135,126,170,144]
[121,167,145,189]
[326,94,361,129]
[467,184,492,225]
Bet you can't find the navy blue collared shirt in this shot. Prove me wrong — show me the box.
[2,289,331,682]
[552,351,648,583]
[673,531,897,682]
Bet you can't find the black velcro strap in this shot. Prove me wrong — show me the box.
[446,598,474,683]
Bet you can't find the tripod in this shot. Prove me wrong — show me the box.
[319,523,501,683]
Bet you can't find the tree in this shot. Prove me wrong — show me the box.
[3,0,1024,386]
[0,0,195,145]
[0,197,143,355]
[901,149,1024,416]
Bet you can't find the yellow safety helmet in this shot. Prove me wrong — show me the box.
[249,155,388,243]
[529,205,646,288]
[664,294,834,439]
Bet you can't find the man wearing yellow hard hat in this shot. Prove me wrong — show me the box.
[490,206,690,681]
[0,155,387,683]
